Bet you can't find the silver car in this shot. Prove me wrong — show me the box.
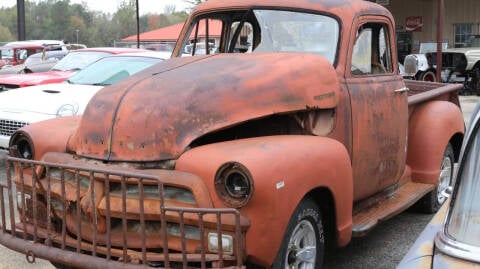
[398,102,480,268]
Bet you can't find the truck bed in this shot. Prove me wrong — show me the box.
[406,79,463,107]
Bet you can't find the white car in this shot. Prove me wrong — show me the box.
[0,51,170,149]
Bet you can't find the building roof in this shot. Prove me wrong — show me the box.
[121,20,222,42]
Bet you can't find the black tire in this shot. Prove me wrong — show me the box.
[272,198,324,269]
[418,69,437,82]
[415,143,454,213]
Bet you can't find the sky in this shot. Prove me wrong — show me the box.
[1,0,193,15]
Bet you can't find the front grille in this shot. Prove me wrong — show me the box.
[0,157,246,268]
[0,119,28,136]
[0,84,20,91]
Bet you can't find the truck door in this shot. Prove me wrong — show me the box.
[346,19,408,201]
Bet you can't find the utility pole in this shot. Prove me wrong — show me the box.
[436,0,444,83]
[136,0,140,48]
[17,0,26,40]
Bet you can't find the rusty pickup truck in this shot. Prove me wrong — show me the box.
[0,0,465,268]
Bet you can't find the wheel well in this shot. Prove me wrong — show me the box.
[473,61,480,70]
[450,132,464,162]
[305,187,336,251]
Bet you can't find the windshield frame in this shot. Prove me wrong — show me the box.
[175,8,341,67]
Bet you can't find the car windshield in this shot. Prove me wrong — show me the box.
[25,51,66,65]
[67,56,162,86]
[446,116,480,247]
[179,9,339,64]
[51,51,111,71]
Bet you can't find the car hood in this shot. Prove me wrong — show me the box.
[0,83,103,116]
[0,70,74,87]
[70,53,340,161]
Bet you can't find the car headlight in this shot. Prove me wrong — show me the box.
[56,103,78,117]
[9,131,34,159]
[214,162,254,208]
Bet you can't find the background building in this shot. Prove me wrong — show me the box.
[371,0,480,62]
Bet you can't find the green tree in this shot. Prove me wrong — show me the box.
[111,0,137,41]
[0,25,14,41]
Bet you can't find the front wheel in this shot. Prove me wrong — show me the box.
[417,69,437,82]
[272,198,324,269]
[415,143,454,213]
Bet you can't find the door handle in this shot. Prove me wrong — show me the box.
[394,87,409,93]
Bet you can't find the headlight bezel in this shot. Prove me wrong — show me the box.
[9,131,34,160]
[214,162,254,208]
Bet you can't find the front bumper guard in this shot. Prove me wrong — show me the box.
[0,157,247,268]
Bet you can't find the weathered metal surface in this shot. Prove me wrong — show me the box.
[0,157,248,268]
[1,0,467,268]
[407,101,464,185]
[71,53,339,161]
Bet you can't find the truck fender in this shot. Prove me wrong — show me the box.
[176,135,353,266]
[9,116,81,160]
[407,101,464,184]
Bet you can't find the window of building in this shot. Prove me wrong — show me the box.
[454,23,473,48]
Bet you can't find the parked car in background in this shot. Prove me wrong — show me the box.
[398,103,480,268]
[0,43,45,69]
[4,39,66,49]
[0,51,169,149]
[402,42,448,81]
[0,50,68,75]
[405,36,480,95]
[0,47,148,91]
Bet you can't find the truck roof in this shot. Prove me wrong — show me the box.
[192,0,392,23]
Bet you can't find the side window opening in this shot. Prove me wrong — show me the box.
[182,18,222,56]
[228,22,254,53]
[351,22,392,75]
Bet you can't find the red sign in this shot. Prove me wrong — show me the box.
[406,16,423,32]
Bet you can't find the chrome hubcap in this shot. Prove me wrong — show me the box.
[437,155,453,204]
[286,220,316,269]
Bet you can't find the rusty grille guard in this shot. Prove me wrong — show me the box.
[0,157,246,269]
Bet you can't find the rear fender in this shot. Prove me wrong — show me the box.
[407,101,464,184]
[176,135,353,266]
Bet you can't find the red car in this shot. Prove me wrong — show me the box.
[0,43,45,68]
[0,47,148,91]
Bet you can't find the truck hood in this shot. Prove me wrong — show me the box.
[70,53,340,161]
[0,70,74,87]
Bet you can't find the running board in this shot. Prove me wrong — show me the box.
[352,181,435,237]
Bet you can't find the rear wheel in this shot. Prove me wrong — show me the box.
[273,198,324,269]
[416,143,454,213]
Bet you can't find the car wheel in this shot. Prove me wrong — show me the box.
[272,198,324,269]
[415,143,454,213]
[419,69,437,82]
